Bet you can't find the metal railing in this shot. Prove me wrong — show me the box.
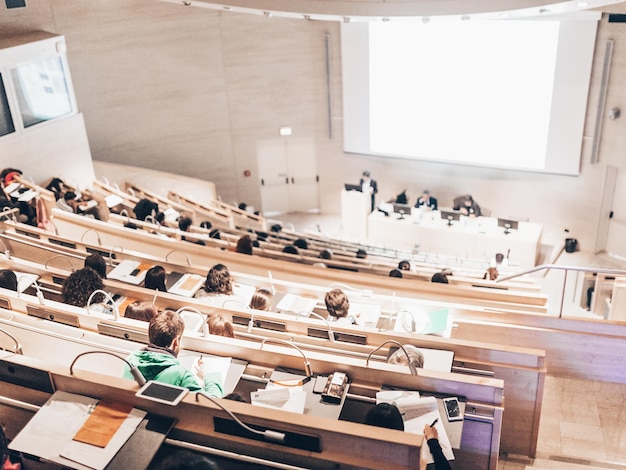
[497,263,626,318]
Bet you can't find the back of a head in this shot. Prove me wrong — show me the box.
[364,403,404,431]
[0,269,17,291]
[282,245,299,255]
[205,263,232,294]
[149,310,184,347]
[178,216,193,232]
[236,235,253,255]
[124,301,158,322]
[388,344,425,369]
[389,269,403,278]
[325,288,349,319]
[63,191,77,202]
[207,312,234,338]
[144,265,167,291]
[62,267,104,307]
[134,198,159,221]
[153,450,221,470]
[84,253,107,279]
[293,238,308,250]
[356,249,367,259]
[319,249,332,260]
[200,220,213,230]
[431,272,449,284]
[398,260,411,271]
[362,170,370,178]
[249,288,273,311]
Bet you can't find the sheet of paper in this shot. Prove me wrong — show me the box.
[376,392,455,463]
[168,273,204,297]
[178,354,232,386]
[349,301,381,326]
[107,259,149,285]
[276,293,318,314]
[251,387,307,414]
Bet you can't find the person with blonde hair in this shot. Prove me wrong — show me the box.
[387,344,425,370]
[207,312,234,338]
[249,288,273,311]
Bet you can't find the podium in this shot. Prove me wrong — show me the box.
[341,189,370,241]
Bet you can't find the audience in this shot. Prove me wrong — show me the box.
[282,245,299,255]
[235,235,254,255]
[144,265,167,292]
[363,403,404,431]
[124,301,158,322]
[249,287,273,311]
[134,198,159,221]
[195,264,234,305]
[62,267,104,307]
[398,260,411,271]
[431,272,449,284]
[387,344,425,370]
[293,238,309,250]
[389,268,403,278]
[0,269,17,291]
[356,248,368,259]
[319,249,332,260]
[325,288,356,326]
[483,267,499,281]
[84,253,107,279]
[124,310,223,397]
[207,312,234,338]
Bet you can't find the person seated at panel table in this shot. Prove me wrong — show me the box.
[415,189,438,211]
[124,301,158,322]
[124,310,224,397]
[207,312,235,338]
[144,265,167,292]
[0,269,17,291]
[454,195,482,217]
[325,288,358,326]
[395,190,409,205]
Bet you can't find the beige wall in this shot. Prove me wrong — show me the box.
[2,1,626,251]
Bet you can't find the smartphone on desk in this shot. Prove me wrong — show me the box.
[443,396,463,422]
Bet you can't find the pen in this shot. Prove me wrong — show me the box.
[430,418,438,427]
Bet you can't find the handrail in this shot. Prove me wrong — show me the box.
[497,263,626,317]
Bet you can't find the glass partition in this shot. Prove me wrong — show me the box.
[11,56,72,128]
[0,73,15,137]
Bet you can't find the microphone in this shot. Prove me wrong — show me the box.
[307,311,335,342]
[267,270,276,295]
[70,350,146,386]
[259,337,313,379]
[0,327,23,354]
[108,246,124,266]
[175,306,208,337]
[86,289,120,320]
[17,276,45,305]
[81,228,102,246]
[44,254,76,272]
[195,391,285,443]
[165,249,192,266]
[365,339,417,375]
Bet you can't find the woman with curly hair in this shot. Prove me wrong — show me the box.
[62,267,104,307]
[194,264,240,307]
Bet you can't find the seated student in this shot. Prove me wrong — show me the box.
[293,238,308,250]
[431,272,449,284]
[249,287,273,311]
[134,198,159,222]
[483,267,499,281]
[178,216,193,235]
[194,264,236,305]
[319,249,332,260]
[398,260,411,271]
[455,195,481,217]
[389,268,403,278]
[84,253,107,279]
[0,269,17,291]
[387,344,425,369]
[145,265,167,292]
[423,424,453,470]
[235,234,254,255]
[207,312,234,338]
[356,249,367,259]
[282,245,299,255]
[364,403,404,431]
[124,310,223,397]
[415,189,438,211]
[62,267,104,308]
[124,301,158,322]
[325,288,357,326]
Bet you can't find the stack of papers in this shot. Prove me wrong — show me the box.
[168,273,204,297]
[251,385,307,414]
[107,260,151,286]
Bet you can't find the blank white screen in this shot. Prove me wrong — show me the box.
[342,16,599,175]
